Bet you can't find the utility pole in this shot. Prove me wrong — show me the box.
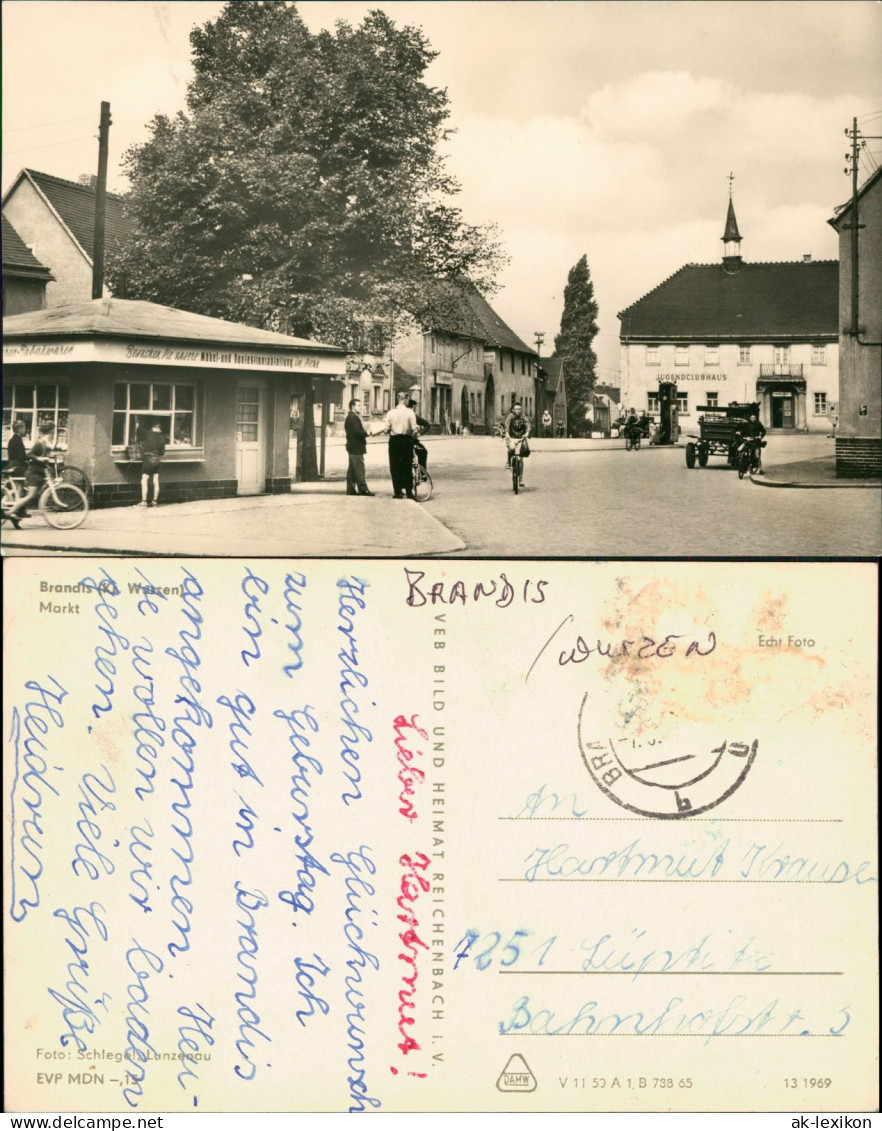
[91,101,111,300]
[843,117,882,345]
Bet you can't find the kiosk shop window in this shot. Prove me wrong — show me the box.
[112,381,199,448]
[3,382,69,448]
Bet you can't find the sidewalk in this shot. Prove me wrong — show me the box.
[752,455,881,489]
[0,492,465,557]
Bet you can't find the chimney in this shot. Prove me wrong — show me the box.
[802,253,812,263]
[78,174,98,189]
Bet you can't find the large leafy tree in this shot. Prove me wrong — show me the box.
[108,1,502,345]
[553,254,599,436]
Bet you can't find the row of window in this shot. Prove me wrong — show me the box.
[427,336,535,378]
[3,380,199,451]
[644,344,827,366]
[347,381,391,416]
[641,391,829,416]
[499,393,533,417]
[3,383,69,449]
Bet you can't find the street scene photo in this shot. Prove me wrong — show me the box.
[2,1,880,558]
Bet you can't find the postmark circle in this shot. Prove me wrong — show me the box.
[577,693,758,819]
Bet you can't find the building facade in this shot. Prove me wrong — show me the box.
[2,214,53,315]
[828,165,882,478]
[2,169,134,307]
[3,298,346,507]
[393,281,538,433]
[539,357,568,434]
[618,199,839,434]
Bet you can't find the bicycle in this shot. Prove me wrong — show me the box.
[58,459,93,500]
[510,436,528,494]
[412,444,433,502]
[2,455,90,529]
[624,425,642,451]
[735,435,765,480]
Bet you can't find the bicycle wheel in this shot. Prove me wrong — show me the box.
[60,464,93,498]
[2,478,21,514]
[414,465,433,502]
[737,450,749,480]
[512,455,520,493]
[625,436,633,451]
[40,482,89,529]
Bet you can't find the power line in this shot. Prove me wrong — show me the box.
[4,113,97,133]
[5,135,96,156]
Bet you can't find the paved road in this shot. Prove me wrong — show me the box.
[342,434,881,557]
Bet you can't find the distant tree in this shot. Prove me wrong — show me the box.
[107,1,504,346]
[553,254,598,436]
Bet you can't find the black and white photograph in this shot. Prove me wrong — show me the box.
[2,0,880,557]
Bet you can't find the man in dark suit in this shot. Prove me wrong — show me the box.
[344,399,374,496]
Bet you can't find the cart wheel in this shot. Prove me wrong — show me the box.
[698,446,709,467]
[685,442,696,469]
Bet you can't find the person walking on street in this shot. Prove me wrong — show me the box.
[384,391,419,499]
[5,419,29,476]
[344,399,374,496]
[4,421,56,526]
[542,408,552,437]
[137,421,166,507]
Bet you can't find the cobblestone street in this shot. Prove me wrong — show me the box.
[340,433,881,558]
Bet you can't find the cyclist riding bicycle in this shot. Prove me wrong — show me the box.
[4,422,56,526]
[729,413,767,474]
[504,402,531,470]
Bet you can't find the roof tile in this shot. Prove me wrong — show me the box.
[618,261,838,340]
[3,297,345,352]
[24,169,134,259]
[2,214,52,274]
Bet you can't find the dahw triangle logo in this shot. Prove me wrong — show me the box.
[496,1053,537,1092]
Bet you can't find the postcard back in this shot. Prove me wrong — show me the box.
[3,559,877,1112]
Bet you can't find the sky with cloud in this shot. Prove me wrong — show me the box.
[3,1,880,379]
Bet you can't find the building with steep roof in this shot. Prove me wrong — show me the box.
[618,195,839,433]
[2,214,54,315]
[828,165,881,478]
[3,297,346,506]
[539,357,568,434]
[2,168,134,307]
[394,279,539,433]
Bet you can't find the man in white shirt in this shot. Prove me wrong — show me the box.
[383,391,419,499]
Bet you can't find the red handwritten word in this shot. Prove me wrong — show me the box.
[393,714,428,823]
[390,852,430,1076]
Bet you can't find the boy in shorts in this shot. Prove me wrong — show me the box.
[137,421,166,507]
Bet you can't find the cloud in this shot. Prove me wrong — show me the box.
[443,68,873,376]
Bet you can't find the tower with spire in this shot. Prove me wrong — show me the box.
[722,172,742,270]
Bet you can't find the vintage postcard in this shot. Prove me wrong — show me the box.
[3,558,877,1114]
